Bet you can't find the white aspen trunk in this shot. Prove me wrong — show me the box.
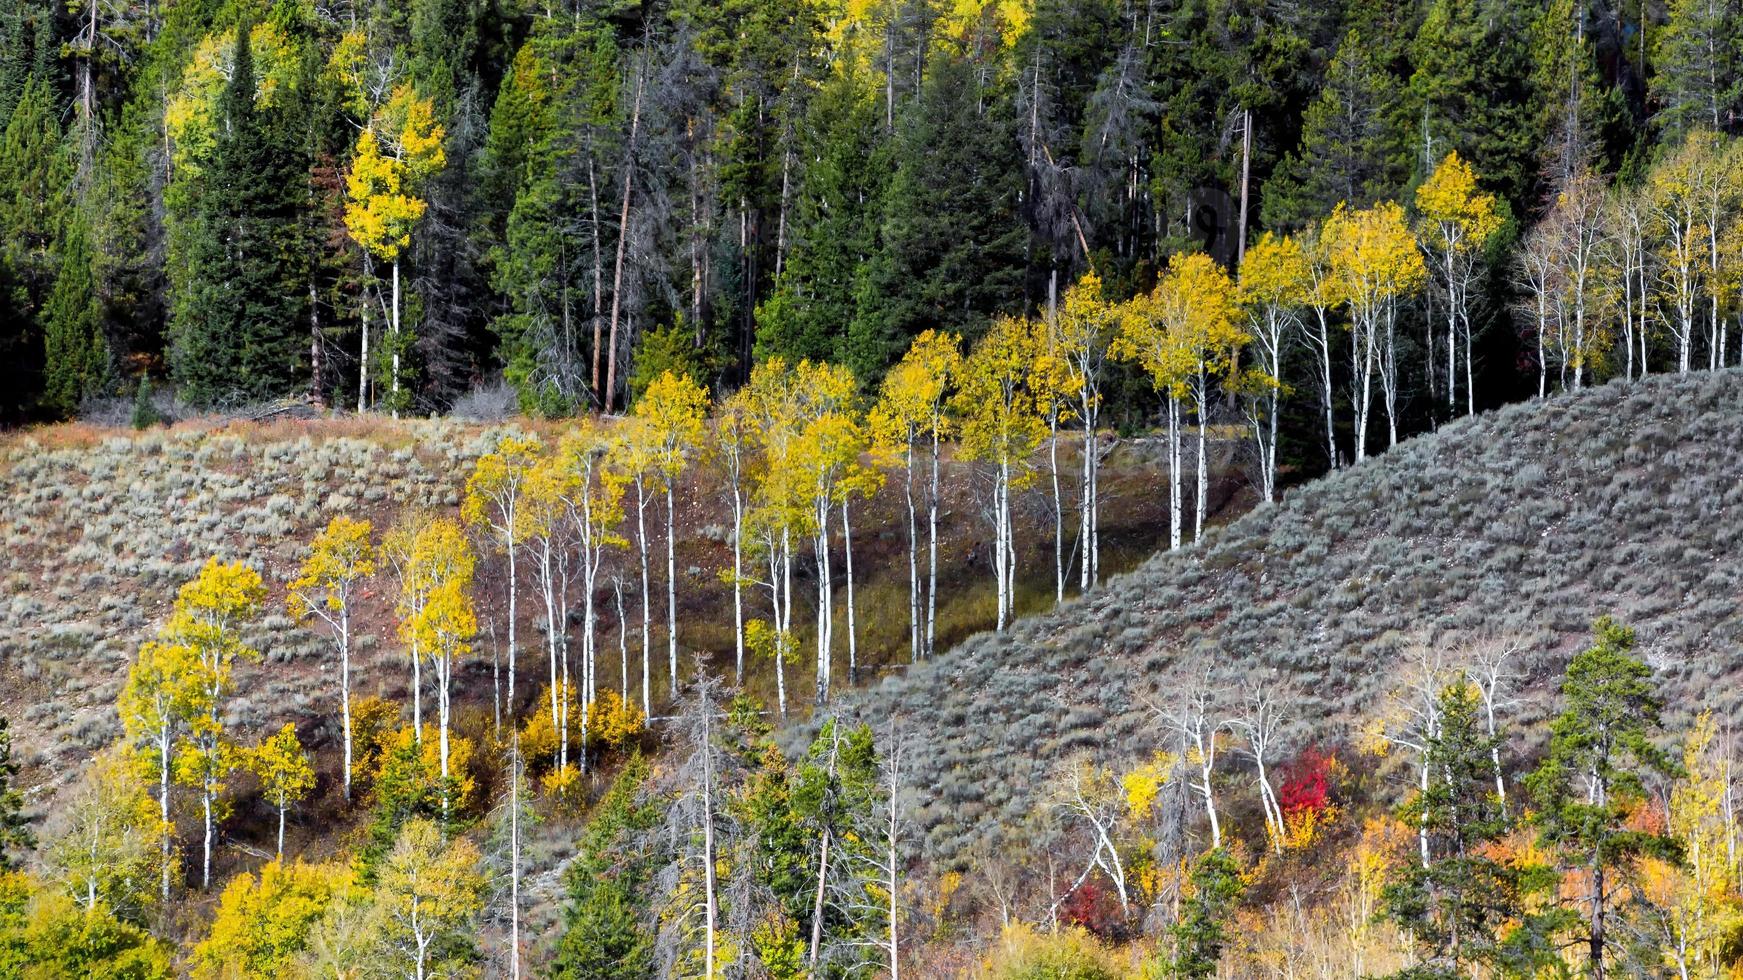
[505,535,517,718]
[277,801,286,860]
[1194,375,1208,541]
[614,580,629,700]
[925,427,940,658]
[410,633,423,742]
[636,478,651,716]
[202,786,213,888]
[843,498,858,685]
[1080,403,1092,591]
[1167,396,1181,550]
[732,483,745,683]
[1382,299,1399,449]
[1311,307,1337,469]
[358,286,370,412]
[1446,249,1458,414]
[542,546,562,772]
[340,604,352,801]
[390,259,402,418]
[159,733,172,901]
[815,497,833,704]
[905,441,920,662]
[1049,415,1064,601]
[439,653,452,818]
[665,486,679,695]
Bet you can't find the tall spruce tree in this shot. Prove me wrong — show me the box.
[168,21,308,407]
[848,56,1025,379]
[1382,679,1556,977]
[41,212,108,417]
[1525,617,1682,980]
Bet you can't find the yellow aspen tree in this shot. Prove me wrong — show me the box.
[1237,233,1309,503]
[710,387,760,682]
[1116,252,1244,546]
[381,516,433,739]
[838,420,883,687]
[791,360,862,702]
[1298,228,1345,469]
[1603,183,1654,381]
[1542,172,1617,391]
[406,518,477,818]
[1325,202,1426,458]
[191,860,356,980]
[164,558,266,890]
[46,748,158,921]
[462,433,541,725]
[343,83,446,414]
[249,723,314,861]
[287,516,375,802]
[1655,710,1743,976]
[607,418,660,717]
[555,423,627,769]
[1693,135,1743,370]
[869,330,961,662]
[634,370,710,698]
[119,639,196,902]
[954,317,1046,631]
[521,456,576,772]
[1647,131,1710,374]
[743,357,809,716]
[1055,274,1119,590]
[1415,151,1503,417]
[370,818,486,979]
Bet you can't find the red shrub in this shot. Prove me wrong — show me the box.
[1278,743,1334,818]
[1058,879,1124,938]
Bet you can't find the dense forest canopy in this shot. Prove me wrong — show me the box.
[4,0,1742,442]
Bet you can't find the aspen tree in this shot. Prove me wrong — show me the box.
[869,331,960,662]
[1237,233,1309,503]
[634,370,709,697]
[463,434,540,723]
[1325,202,1426,457]
[1542,171,1614,390]
[954,317,1046,631]
[1161,669,1228,849]
[1116,253,1244,544]
[556,423,627,771]
[288,516,375,802]
[405,518,477,817]
[521,458,577,773]
[1298,229,1345,469]
[46,748,157,920]
[373,818,486,980]
[1029,317,1077,603]
[383,516,433,738]
[249,723,314,861]
[744,357,808,716]
[710,388,759,682]
[1648,132,1709,374]
[1055,274,1118,589]
[1693,135,1743,369]
[343,84,445,415]
[792,360,863,703]
[1229,679,1290,854]
[607,420,659,717]
[1415,152,1502,417]
[1515,220,1561,398]
[1603,184,1653,381]
[120,638,194,902]
[166,558,266,890]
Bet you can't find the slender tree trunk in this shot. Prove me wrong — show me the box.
[732,483,745,683]
[925,427,940,658]
[604,66,645,414]
[340,606,352,801]
[1167,396,1181,550]
[1050,414,1064,601]
[637,480,651,716]
[905,442,920,662]
[666,485,679,696]
[843,498,858,685]
[510,740,521,980]
[390,259,402,417]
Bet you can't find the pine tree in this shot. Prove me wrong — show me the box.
[41,211,109,417]
[850,56,1026,378]
[1652,0,1743,138]
[1525,617,1682,980]
[1261,30,1405,229]
[169,21,309,407]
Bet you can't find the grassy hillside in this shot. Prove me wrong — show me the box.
[0,415,1200,837]
[837,371,1743,863]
